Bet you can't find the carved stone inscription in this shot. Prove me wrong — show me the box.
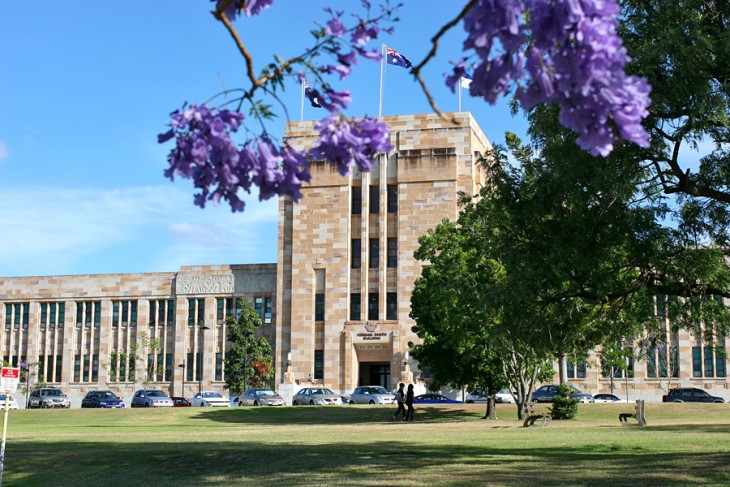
[176,275,233,294]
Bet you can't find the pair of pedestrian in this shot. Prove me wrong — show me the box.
[393,383,415,421]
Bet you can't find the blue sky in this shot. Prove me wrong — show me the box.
[1,1,530,277]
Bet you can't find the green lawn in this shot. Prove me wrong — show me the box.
[2,403,729,486]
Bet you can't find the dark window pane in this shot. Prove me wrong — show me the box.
[369,238,379,268]
[351,239,361,269]
[352,187,362,215]
[369,186,379,214]
[387,238,397,268]
[368,293,379,321]
[387,185,397,213]
[315,293,325,321]
[350,294,361,321]
[314,350,324,380]
[386,293,397,320]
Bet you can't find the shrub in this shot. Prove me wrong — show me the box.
[549,384,579,420]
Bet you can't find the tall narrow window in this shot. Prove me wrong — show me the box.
[369,186,380,214]
[352,187,362,215]
[264,297,272,324]
[188,298,204,326]
[387,238,397,268]
[368,293,379,321]
[148,301,156,326]
[315,293,325,321]
[215,352,224,381]
[351,239,361,269]
[386,292,397,320]
[255,297,263,319]
[692,346,702,378]
[387,185,398,213]
[314,350,324,380]
[369,238,379,268]
[167,300,175,325]
[350,294,361,321]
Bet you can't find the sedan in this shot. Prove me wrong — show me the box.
[0,395,18,410]
[131,389,174,408]
[593,393,622,403]
[531,385,594,403]
[189,391,230,407]
[292,387,344,406]
[349,386,396,405]
[81,390,125,408]
[495,389,515,404]
[413,393,463,404]
[237,388,285,406]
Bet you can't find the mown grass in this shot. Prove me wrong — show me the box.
[3,402,729,486]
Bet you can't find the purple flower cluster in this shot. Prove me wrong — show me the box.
[211,0,274,20]
[311,115,393,176]
[159,105,392,211]
[454,0,651,157]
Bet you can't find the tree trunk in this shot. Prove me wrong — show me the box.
[482,396,497,419]
[557,351,568,385]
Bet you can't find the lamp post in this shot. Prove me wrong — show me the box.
[178,360,185,397]
[198,325,210,394]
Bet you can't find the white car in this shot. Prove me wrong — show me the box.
[593,393,622,403]
[466,388,515,403]
[0,395,18,410]
[189,391,230,407]
[495,389,515,404]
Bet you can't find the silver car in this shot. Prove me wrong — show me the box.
[237,388,285,406]
[130,389,174,408]
[28,387,71,409]
[292,387,344,406]
[349,386,396,405]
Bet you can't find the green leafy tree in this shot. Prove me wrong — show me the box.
[224,300,275,395]
[135,332,164,391]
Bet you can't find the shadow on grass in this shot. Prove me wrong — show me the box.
[188,404,487,425]
[6,438,730,487]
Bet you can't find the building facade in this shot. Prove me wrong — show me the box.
[1,112,728,404]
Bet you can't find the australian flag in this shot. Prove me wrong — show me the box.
[385,45,412,69]
[303,79,321,108]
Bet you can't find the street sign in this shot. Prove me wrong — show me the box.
[0,368,19,394]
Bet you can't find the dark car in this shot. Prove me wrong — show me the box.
[662,388,726,403]
[413,393,464,404]
[81,390,125,408]
[531,385,594,403]
[27,387,71,409]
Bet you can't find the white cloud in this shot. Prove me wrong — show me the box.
[0,141,8,160]
[0,185,279,276]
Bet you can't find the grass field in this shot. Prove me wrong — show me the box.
[2,402,729,486]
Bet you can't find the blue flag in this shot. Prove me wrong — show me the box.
[385,45,412,69]
[303,80,322,108]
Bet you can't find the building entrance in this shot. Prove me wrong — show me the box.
[358,362,390,388]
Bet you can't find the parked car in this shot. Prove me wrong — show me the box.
[237,388,285,406]
[349,386,396,405]
[189,391,230,407]
[495,389,516,404]
[81,390,125,408]
[171,397,191,407]
[28,387,71,409]
[130,389,174,408]
[465,388,515,404]
[662,388,726,403]
[0,395,18,410]
[531,385,595,403]
[465,388,488,403]
[413,393,464,404]
[593,393,622,403]
[292,387,345,406]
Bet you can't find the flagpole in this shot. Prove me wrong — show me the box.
[300,80,305,121]
[378,42,385,117]
[458,79,462,112]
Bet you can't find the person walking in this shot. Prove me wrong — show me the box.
[392,383,406,420]
[404,384,415,421]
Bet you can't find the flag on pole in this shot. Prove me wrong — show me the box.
[385,45,412,69]
[303,80,322,108]
[460,72,473,89]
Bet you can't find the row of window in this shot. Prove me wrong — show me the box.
[566,345,727,380]
[352,186,398,215]
[4,296,273,330]
[351,238,397,269]
[314,293,398,322]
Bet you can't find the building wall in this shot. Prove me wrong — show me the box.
[0,264,276,406]
[276,112,491,392]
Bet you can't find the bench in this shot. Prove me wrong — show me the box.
[619,399,647,426]
[522,401,552,427]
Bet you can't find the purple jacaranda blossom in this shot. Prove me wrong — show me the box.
[445,60,469,93]
[211,0,274,19]
[310,115,392,176]
[324,8,347,37]
[454,0,651,157]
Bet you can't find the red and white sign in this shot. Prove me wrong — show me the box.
[1,367,20,393]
